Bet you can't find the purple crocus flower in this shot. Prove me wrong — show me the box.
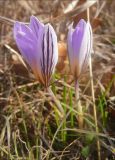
[67,19,92,80]
[14,16,58,87]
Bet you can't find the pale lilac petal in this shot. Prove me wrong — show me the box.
[14,22,37,65]
[68,20,87,76]
[29,16,46,82]
[14,22,36,40]
[80,22,93,74]
[67,19,93,78]
[78,22,92,70]
[67,25,75,75]
[29,16,44,40]
[72,19,86,60]
[29,16,45,67]
[14,22,44,83]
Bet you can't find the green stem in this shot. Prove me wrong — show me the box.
[47,87,64,118]
[75,81,83,128]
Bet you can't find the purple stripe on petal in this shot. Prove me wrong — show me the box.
[47,24,58,74]
[40,24,58,86]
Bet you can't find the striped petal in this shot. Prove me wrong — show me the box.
[40,24,58,86]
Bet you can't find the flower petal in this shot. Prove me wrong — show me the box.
[14,22,36,40]
[40,24,58,86]
[14,22,44,83]
[29,16,44,40]
[78,22,92,71]
[72,19,86,60]
[14,22,37,64]
[67,25,76,75]
[14,17,58,87]
[47,24,58,74]
[68,19,86,77]
[67,19,93,78]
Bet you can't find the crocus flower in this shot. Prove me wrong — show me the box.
[14,16,58,88]
[67,19,92,80]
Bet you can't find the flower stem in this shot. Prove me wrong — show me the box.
[47,87,64,118]
[75,81,83,128]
